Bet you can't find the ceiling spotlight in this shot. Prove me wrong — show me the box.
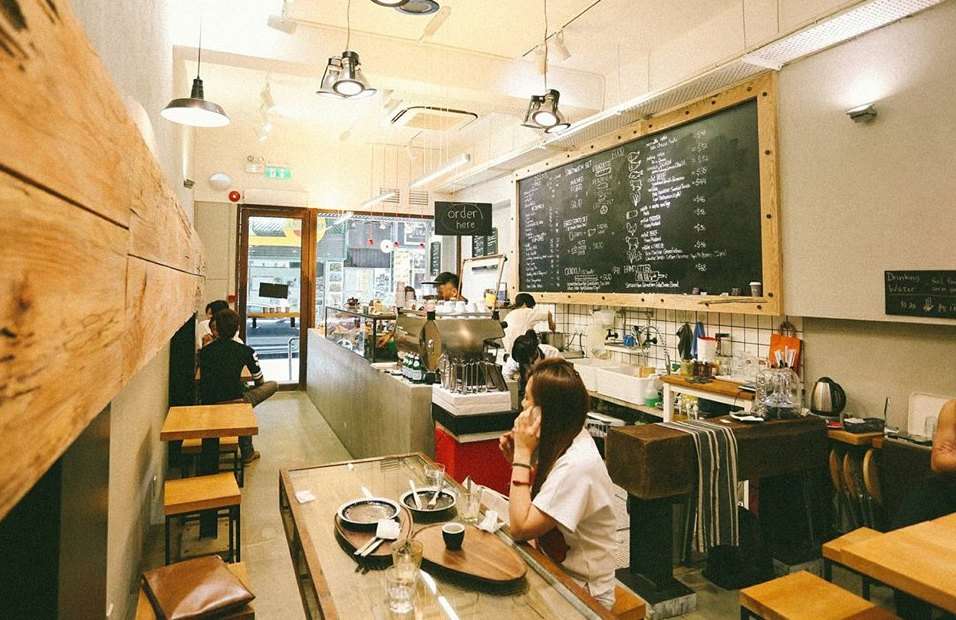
[552,30,571,61]
[161,19,229,127]
[397,0,440,15]
[522,95,546,128]
[333,50,375,97]
[846,103,877,123]
[267,0,298,34]
[521,1,570,133]
[532,89,563,127]
[371,0,409,6]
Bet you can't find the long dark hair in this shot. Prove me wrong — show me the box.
[511,330,541,401]
[526,358,590,496]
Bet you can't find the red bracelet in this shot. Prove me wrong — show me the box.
[511,479,530,486]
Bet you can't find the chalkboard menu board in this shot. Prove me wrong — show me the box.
[471,228,498,257]
[518,99,763,295]
[885,271,956,319]
[429,241,442,275]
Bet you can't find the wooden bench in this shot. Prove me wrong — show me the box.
[740,571,898,619]
[822,527,882,598]
[135,561,254,619]
[611,583,647,619]
[181,436,244,486]
[164,473,242,564]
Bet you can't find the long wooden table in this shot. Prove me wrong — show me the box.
[279,453,626,620]
[248,310,299,328]
[606,415,827,607]
[161,403,258,537]
[841,515,956,614]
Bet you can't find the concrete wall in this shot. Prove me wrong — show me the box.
[72,2,190,618]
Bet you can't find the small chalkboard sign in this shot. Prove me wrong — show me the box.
[429,241,442,275]
[885,270,956,319]
[471,228,499,257]
[435,201,492,236]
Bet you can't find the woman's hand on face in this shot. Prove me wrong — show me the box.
[499,431,515,464]
[513,407,542,459]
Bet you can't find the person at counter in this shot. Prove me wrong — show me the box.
[434,272,467,302]
[499,358,618,609]
[503,330,561,400]
[502,293,555,354]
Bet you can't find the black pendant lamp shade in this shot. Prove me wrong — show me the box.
[162,18,229,127]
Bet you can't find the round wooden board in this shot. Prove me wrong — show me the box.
[334,505,413,559]
[414,524,527,583]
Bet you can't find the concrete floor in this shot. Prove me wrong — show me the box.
[141,391,893,619]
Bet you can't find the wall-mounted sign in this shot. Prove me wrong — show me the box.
[429,241,442,275]
[885,270,956,319]
[434,201,492,236]
[265,164,293,180]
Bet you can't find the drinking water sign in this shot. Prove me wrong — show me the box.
[434,201,492,236]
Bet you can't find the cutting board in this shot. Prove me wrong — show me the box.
[334,505,413,559]
[414,524,527,583]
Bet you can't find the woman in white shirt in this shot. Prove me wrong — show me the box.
[499,358,618,609]
[502,294,555,354]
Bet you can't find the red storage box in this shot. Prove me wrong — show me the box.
[434,425,512,496]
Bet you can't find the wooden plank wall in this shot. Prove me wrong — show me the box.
[0,1,205,520]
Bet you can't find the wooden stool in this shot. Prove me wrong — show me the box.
[611,583,647,619]
[740,571,897,619]
[822,527,882,598]
[181,436,244,486]
[135,562,254,619]
[164,473,241,565]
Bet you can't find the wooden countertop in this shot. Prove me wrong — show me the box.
[827,430,883,447]
[606,415,827,499]
[661,374,754,401]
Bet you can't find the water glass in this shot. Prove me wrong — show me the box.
[459,486,482,524]
[424,463,445,489]
[384,567,416,615]
[391,539,423,580]
[924,415,938,439]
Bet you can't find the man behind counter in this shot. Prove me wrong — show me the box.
[434,271,467,302]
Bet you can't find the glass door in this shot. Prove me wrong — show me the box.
[237,207,314,387]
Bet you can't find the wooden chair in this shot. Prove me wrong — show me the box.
[135,562,254,619]
[740,571,897,619]
[611,583,647,619]
[822,527,882,599]
[164,473,241,565]
[181,436,244,487]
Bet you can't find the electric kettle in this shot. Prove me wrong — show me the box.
[810,377,846,417]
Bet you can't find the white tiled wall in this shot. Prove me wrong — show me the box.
[548,304,804,370]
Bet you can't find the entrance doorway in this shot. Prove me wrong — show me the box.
[237,206,315,388]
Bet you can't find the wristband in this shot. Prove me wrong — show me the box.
[511,480,530,487]
[512,462,532,469]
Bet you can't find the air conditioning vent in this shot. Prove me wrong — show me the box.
[391,106,478,132]
[409,190,429,207]
[378,187,401,205]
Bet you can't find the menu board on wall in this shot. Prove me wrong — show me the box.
[429,241,442,275]
[885,270,956,319]
[518,99,763,295]
[471,228,498,257]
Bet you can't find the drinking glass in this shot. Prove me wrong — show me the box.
[391,539,423,581]
[459,486,482,524]
[384,567,416,615]
[424,463,445,489]
[924,415,938,439]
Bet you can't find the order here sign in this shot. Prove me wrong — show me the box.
[434,201,493,236]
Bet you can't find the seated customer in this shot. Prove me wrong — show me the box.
[499,358,617,609]
[199,309,278,463]
[197,299,229,348]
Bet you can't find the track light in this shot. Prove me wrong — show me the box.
[552,30,571,61]
[333,51,375,97]
[317,57,342,98]
[260,82,276,112]
[267,0,297,34]
[522,0,570,133]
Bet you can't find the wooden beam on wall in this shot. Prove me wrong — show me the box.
[0,1,206,520]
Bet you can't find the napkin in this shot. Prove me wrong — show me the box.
[477,510,502,533]
[295,490,316,504]
[375,519,401,540]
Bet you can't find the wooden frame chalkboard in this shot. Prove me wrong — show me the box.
[512,72,781,315]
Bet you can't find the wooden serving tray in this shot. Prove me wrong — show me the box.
[414,524,527,583]
[334,505,413,559]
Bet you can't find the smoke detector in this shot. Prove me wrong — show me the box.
[390,105,477,132]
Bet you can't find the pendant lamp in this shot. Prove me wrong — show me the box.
[161,17,229,127]
[330,0,376,98]
[316,57,343,97]
[522,0,569,133]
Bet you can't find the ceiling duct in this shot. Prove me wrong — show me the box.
[391,106,478,132]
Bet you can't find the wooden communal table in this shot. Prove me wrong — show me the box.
[841,515,956,614]
[660,375,754,421]
[279,453,622,620]
[606,415,827,606]
[161,403,258,538]
[248,310,299,329]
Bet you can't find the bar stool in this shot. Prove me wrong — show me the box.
[739,571,897,619]
[164,473,241,565]
[821,527,882,599]
[135,561,255,619]
[180,436,244,486]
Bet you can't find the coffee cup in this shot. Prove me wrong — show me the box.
[441,522,465,550]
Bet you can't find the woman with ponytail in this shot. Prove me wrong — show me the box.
[498,358,617,608]
[503,329,560,401]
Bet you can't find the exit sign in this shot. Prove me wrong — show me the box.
[265,165,293,180]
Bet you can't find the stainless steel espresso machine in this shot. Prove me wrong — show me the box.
[395,309,507,393]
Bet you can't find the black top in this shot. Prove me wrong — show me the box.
[199,339,263,404]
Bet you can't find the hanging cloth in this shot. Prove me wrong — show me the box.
[676,322,694,360]
[691,321,706,358]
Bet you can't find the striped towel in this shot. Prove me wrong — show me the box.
[660,419,739,552]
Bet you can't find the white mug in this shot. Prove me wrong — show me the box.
[455,301,467,313]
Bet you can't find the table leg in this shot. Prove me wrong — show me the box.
[251,317,257,329]
[616,494,695,610]
[199,437,221,538]
[290,317,296,328]
[662,384,674,422]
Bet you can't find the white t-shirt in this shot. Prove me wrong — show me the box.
[502,344,561,379]
[533,428,618,605]
[503,306,551,353]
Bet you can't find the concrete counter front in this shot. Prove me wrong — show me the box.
[306,329,435,458]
